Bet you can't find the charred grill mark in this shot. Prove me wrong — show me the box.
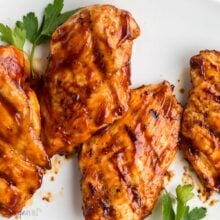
[149,109,159,119]
[125,125,137,142]
[101,137,115,155]
[130,186,142,208]
[0,173,16,187]
[133,122,147,162]
[83,168,117,218]
[114,105,124,116]
[195,119,220,141]
[202,122,220,139]
[181,136,199,156]
[51,53,78,72]
[93,40,106,73]
[88,182,96,196]
[0,93,19,118]
[138,109,161,170]
[111,151,127,185]
[148,147,160,172]
[93,125,110,136]
[95,102,106,126]
[53,55,73,70]
[100,198,116,217]
[90,12,107,74]
[110,150,142,211]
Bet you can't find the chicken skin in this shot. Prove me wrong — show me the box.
[79,82,182,220]
[181,51,220,191]
[40,5,140,157]
[0,46,50,217]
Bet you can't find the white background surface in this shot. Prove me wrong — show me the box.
[1,0,220,219]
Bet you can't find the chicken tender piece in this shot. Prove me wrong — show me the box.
[79,82,182,220]
[0,46,50,217]
[181,50,220,191]
[40,5,140,157]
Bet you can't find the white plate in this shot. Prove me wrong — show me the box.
[1,0,220,219]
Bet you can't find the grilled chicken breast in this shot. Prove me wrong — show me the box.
[0,46,50,217]
[79,82,182,220]
[181,50,220,191]
[40,5,140,157]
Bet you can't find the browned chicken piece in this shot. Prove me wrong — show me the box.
[79,82,182,220]
[181,50,220,191]
[0,46,50,217]
[40,5,140,157]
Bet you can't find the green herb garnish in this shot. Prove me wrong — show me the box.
[0,23,25,50]
[162,185,207,220]
[0,0,80,77]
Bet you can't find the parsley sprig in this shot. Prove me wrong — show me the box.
[162,185,207,220]
[0,0,80,77]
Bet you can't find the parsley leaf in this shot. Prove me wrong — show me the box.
[0,24,13,44]
[44,8,80,38]
[162,190,175,220]
[176,185,194,220]
[0,23,25,50]
[187,207,207,220]
[33,0,80,46]
[37,0,64,41]
[176,185,194,204]
[16,12,38,44]
[162,185,207,220]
